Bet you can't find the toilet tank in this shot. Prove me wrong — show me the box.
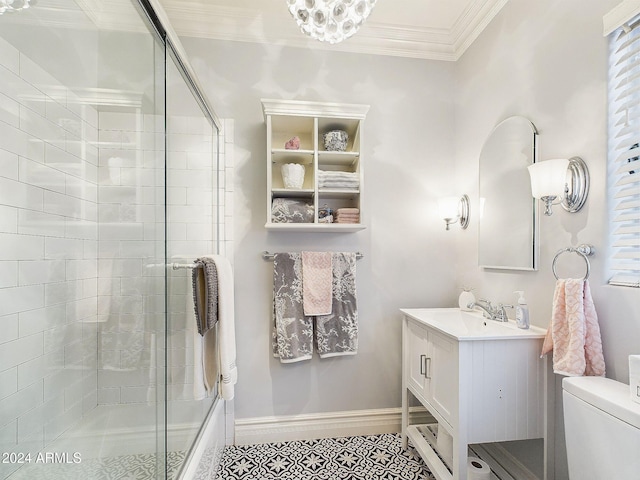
[563,377,640,480]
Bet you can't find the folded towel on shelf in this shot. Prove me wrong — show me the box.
[337,208,360,215]
[318,171,360,189]
[316,252,358,358]
[302,251,333,316]
[271,198,314,223]
[273,253,314,362]
[335,208,360,224]
[318,170,358,178]
[541,279,605,376]
[192,258,218,336]
[318,182,360,189]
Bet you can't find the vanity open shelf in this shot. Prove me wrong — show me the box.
[262,99,369,232]
[401,308,548,480]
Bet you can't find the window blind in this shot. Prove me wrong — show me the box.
[608,15,640,287]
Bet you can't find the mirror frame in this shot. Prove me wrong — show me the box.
[478,116,539,271]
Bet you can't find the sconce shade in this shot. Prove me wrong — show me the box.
[438,196,461,220]
[527,158,569,198]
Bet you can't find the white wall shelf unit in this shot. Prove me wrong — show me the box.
[262,98,369,232]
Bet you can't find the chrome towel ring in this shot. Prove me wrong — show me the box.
[552,244,595,280]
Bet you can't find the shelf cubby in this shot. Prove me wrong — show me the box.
[262,99,369,232]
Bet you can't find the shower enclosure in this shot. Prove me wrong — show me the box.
[0,0,224,478]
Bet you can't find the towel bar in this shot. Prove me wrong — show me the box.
[172,263,201,270]
[262,251,364,261]
[145,263,202,270]
[552,244,595,280]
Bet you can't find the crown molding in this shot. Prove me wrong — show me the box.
[158,0,508,61]
[65,0,508,62]
[451,0,510,60]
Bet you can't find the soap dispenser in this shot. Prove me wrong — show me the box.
[514,291,530,329]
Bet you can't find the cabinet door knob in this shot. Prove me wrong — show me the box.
[420,354,426,375]
[425,357,432,379]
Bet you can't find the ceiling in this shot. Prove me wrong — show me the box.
[156,0,509,61]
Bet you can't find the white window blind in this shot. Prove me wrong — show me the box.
[608,15,640,287]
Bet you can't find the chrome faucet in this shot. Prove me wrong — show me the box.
[467,299,513,322]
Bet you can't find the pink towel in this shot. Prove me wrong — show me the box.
[337,208,359,214]
[302,251,333,316]
[541,279,605,377]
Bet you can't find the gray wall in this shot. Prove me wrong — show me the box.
[453,0,640,477]
[181,38,459,418]
[181,1,640,476]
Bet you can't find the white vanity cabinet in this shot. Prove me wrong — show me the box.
[401,308,547,480]
[406,320,458,427]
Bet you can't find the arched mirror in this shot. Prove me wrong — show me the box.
[478,116,539,270]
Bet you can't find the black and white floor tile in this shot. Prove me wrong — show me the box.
[215,433,436,480]
[7,450,186,480]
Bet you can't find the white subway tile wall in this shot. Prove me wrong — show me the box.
[95,112,232,412]
[0,36,99,478]
[0,35,234,480]
[95,109,164,408]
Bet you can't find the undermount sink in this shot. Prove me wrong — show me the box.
[400,307,546,341]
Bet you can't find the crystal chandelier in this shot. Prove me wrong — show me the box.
[287,0,377,44]
[0,0,31,15]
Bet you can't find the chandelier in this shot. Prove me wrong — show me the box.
[0,0,31,14]
[287,0,377,44]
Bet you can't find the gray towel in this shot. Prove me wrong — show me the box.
[271,198,315,223]
[192,257,218,336]
[272,253,314,362]
[316,253,358,358]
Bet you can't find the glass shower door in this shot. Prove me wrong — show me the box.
[0,0,168,478]
[165,44,219,479]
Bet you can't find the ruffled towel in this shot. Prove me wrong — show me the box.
[541,279,605,377]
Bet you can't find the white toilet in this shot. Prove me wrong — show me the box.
[563,376,640,480]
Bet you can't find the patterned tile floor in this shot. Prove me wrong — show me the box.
[215,433,436,480]
[7,450,186,480]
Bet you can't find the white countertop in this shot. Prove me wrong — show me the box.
[401,307,547,341]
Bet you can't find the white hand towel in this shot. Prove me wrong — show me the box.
[205,255,237,400]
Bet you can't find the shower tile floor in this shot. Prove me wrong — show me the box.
[215,433,436,480]
[7,451,186,480]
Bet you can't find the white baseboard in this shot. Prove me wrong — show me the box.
[234,407,434,445]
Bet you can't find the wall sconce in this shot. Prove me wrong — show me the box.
[438,195,470,230]
[527,157,590,216]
